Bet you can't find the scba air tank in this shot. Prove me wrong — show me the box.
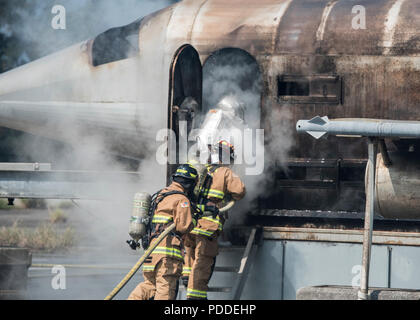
[129,192,152,242]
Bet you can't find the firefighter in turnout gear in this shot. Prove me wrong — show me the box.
[128,164,199,300]
[182,141,246,299]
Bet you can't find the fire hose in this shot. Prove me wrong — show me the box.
[104,200,235,300]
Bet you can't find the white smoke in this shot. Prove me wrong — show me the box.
[1,0,298,298]
[203,50,261,129]
[201,48,295,226]
[0,1,177,295]
[229,105,294,226]
[9,0,178,59]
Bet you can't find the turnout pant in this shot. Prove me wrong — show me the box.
[183,233,218,299]
[128,257,182,300]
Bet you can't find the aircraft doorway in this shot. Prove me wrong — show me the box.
[167,45,202,180]
[202,48,262,130]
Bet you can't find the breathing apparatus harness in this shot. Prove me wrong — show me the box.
[145,190,184,250]
[130,188,203,251]
[196,164,223,219]
[193,139,234,219]
[130,165,222,251]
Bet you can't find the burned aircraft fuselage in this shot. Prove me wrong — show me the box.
[0,0,419,216]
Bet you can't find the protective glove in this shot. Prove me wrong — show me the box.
[126,239,140,250]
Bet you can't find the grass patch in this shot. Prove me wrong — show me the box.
[57,201,74,210]
[21,199,47,209]
[49,208,68,224]
[0,220,76,252]
[0,199,12,210]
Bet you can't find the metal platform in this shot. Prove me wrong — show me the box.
[246,209,420,233]
[225,225,420,300]
[0,162,142,200]
[263,226,420,247]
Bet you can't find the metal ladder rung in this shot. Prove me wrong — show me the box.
[231,227,259,300]
[214,266,239,272]
[208,287,232,293]
[218,246,245,252]
[179,286,231,293]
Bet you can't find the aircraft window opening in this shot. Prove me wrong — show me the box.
[278,76,310,96]
[91,18,142,67]
[277,75,342,104]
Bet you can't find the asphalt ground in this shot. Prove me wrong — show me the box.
[0,203,147,300]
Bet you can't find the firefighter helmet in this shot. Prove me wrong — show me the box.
[172,163,198,181]
[213,140,235,164]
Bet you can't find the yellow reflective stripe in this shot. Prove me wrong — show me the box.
[182,267,192,275]
[209,189,224,196]
[191,228,214,237]
[152,215,173,223]
[187,288,207,295]
[187,161,198,169]
[153,246,182,255]
[187,288,207,298]
[208,189,224,199]
[142,265,155,272]
[202,216,223,230]
[152,217,172,221]
[176,169,197,178]
[197,204,205,211]
[192,218,197,227]
[206,165,216,176]
[187,292,207,298]
[152,246,183,259]
[202,216,221,225]
[207,193,224,199]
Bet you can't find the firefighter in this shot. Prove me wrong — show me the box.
[182,140,246,300]
[127,164,200,300]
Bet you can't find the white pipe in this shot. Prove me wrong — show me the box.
[358,138,378,300]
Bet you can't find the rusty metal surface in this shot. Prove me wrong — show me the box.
[297,286,420,300]
[263,226,420,246]
[376,151,420,219]
[187,0,291,57]
[268,54,420,160]
[0,0,418,215]
[171,0,420,57]
[0,0,418,161]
